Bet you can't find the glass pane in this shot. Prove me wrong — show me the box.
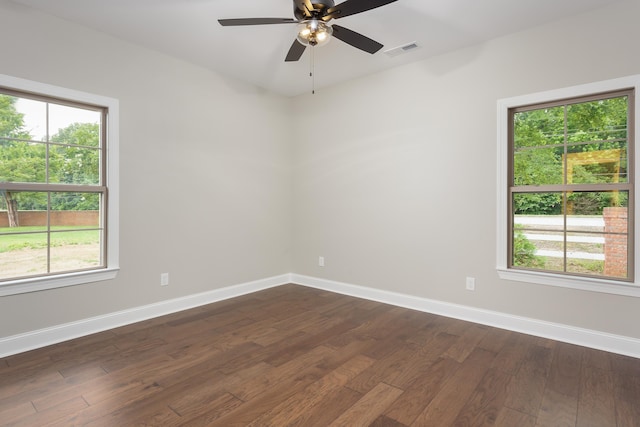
[48,104,101,147]
[50,230,102,272]
[513,147,563,186]
[49,145,101,185]
[514,106,565,148]
[0,191,48,231]
[0,139,46,183]
[512,192,562,216]
[566,96,628,144]
[50,192,100,228]
[567,191,628,225]
[15,97,47,141]
[513,224,563,272]
[565,145,628,184]
[0,232,48,279]
[566,232,605,276]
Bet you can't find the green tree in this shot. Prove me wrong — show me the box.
[0,94,32,226]
[50,122,100,186]
[513,227,544,268]
[49,122,100,210]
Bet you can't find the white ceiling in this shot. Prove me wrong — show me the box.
[11,0,623,97]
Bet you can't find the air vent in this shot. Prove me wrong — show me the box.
[384,42,420,58]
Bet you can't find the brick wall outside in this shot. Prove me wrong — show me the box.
[603,207,628,278]
[0,211,99,227]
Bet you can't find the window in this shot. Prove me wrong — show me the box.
[497,75,640,297]
[0,75,118,295]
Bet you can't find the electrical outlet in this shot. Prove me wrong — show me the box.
[466,277,475,291]
[318,256,325,267]
[160,273,169,286]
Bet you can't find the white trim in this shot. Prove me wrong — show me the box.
[497,268,640,297]
[0,268,119,297]
[0,73,120,295]
[0,274,290,358]
[496,74,640,296]
[2,273,638,359]
[291,274,640,359]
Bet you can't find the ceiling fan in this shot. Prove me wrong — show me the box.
[218,0,398,62]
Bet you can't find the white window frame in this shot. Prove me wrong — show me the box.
[497,75,640,297]
[0,74,119,296]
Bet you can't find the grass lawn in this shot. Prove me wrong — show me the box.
[0,226,100,253]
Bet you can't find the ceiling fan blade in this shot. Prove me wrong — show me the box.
[331,25,383,54]
[218,18,297,26]
[285,39,307,62]
[325,0,397,20]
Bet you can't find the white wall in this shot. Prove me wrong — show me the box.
[0,1,292,336]
[291,0,640,339]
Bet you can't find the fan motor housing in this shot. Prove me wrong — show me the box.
[294,0,335,20]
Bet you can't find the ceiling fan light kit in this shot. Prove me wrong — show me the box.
[297,19,333,47]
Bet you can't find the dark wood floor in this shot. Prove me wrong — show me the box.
[1,284,639,426]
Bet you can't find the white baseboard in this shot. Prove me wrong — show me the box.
[291,274,640,359]
[3,272,639,359]
[0,274,290,358]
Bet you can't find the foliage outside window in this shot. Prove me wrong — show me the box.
[508,90,634,281]
[0,86,109,285]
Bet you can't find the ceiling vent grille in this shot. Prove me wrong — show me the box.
[384,42,420,58]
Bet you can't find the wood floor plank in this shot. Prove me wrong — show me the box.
[613,370,640,427]
[443,323,490,363]
[346,342,421,394]
[491,333,534,375]
[290,385,363,427]
[583,347,612,371]
[476,327,513,353]
[411,348,497,426]
[610,353,640,377]
[370,415,409,427]
[1,284,639,426]
[204,365,332,426]
[263,320,359,367]
[31,366,108,412]
[0,400,37,425]
[173,393,244,427]
[384,356,459,425]
[503,344,554,416]
[0,368,64,401]
[494,407,537,427]
[535,388,578,427]
[229,344,335,401]
[10,396,88,427]
[576,366,617,427]
[329,382,404,426]
[245,354,375,426]
[162,373,236,418]
[388,331,459,389]
[85,402,182,427]
[451,367,512,427]
[545,341,584,398]
[324,304,396,350]
[59,380,166,426]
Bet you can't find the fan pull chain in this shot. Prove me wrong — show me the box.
[310,46,315,95]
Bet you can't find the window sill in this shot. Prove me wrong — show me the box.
[497,268,640,297]
[0,268,119,296]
